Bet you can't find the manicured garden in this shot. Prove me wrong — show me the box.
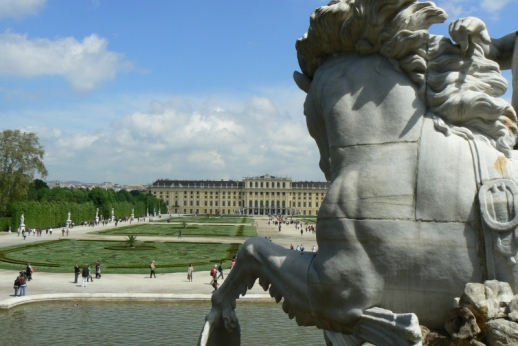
[159,215,253,224]
[93,223,257,237]
[0,239,239,274]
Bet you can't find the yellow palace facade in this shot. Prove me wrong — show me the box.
[149,174,330,216]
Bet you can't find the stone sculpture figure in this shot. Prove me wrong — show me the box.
[198,1,518,345]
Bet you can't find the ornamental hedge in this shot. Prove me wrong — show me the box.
[8,201,151,231]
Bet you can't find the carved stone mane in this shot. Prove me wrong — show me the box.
[296,0,518,156]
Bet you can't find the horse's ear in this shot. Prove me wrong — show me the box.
[293,71,312,93]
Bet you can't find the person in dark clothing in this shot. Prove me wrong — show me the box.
[26,263,32,281]
[74,264,81,283]
[82,265,90,287]
[95,260,101,279]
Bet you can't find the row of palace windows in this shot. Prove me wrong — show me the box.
[169,200,243,207]
[246,201,318,208]
[172,208,316,216]
[248,181,288,188]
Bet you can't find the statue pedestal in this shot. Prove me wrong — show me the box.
[66,220,71,228]
[95,216,99,223]
[19,224,25,232]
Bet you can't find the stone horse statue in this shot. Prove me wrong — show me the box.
[199,1,518,345]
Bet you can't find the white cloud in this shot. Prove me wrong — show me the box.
[0,31,133,91]
[30,91,322,184]
[481,0,512,13]
[0,0,46,19]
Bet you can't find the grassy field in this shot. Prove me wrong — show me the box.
[159,215,253,224]
[93,224,257,237]
[294,216,318,224]
[0,239,238,274]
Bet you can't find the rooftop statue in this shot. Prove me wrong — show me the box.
[199,1,518,345]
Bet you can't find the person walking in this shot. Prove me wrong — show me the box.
[87,265,94,282]
[217,262,224,280]
[210,264,217,285]
[82,265,89,287]
[26,263,33,281]
[95,260,101,279]
[150,260,156,278]
[187,264,194,282]
[74,264,80,284]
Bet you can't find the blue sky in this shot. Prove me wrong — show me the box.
[1,0,517,185]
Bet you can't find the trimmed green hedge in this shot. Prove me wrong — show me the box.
[11,201,96,230]
[0,217,12,232]
[10,201,149,230]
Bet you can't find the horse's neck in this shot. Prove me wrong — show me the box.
[314,53,426,148]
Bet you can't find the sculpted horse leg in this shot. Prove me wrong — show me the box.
[198,237,317,346]
[199,228,423,346]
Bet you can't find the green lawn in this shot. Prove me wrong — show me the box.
[158,215,253,224]
[93,224,256,237]
[0,239,238,274]
[295,217,318,224]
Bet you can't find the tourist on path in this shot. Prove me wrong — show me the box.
[74,264,80,283]
[217,262,224,280]
[26,263,33,281]
[13,274,21,296]
[210,264,217,285]
[95,260,101,279]
[18,271,27,296]
[150,260,156,278]
[187,264,194,282]
[81,265,89,287]
[87,265,94,282]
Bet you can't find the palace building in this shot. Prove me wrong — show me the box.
[149,174,330,216]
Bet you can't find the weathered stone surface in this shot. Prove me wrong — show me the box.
[460,283,500,322]
[484,281,514,318]
[507,295,518,322]
[445,308,481,341]
[485,319,518,346]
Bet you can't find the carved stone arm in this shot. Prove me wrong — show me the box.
[488,32,517,70]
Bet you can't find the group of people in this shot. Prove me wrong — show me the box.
[12,263,33,297]
[289,244,316,252]
[18,228,57,239]
[74,260,101,287]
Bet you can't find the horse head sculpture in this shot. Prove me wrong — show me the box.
[199,1,518,345]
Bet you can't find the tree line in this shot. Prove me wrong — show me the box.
[0,130,165,231]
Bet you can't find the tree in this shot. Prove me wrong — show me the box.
[0,130,47,216]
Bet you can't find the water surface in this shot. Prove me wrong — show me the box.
[0,300,325,345]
